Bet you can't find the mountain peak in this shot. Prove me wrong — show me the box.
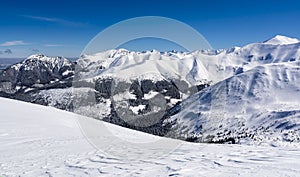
[263,35,300,45]
[27,54,46,59]
[25,54,66,62]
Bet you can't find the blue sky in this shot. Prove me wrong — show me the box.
[0,0,300,58]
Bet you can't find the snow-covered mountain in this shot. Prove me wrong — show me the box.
[0,35,300,145]
[76,37,300,83]
[159,36,300,145]
[263,35,300,45]
[165,61,300,145]
[76,49,211,86]
[0,54,75,94]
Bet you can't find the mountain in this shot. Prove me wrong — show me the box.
[263,35,300,45]
[159,36,300,145]
[76,49,211,85]
[165,61,300,145]
[70,49,212,135]
[0,35,299,145]
[0,54,75,94]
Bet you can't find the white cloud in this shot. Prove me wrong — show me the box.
[0,40,28,46]
[23,15,58,22]
[22,15,88,27]
[44,44,63,47]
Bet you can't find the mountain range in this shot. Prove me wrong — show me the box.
[0,35,299,146]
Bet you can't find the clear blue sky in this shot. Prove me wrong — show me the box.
[0,0,300,58]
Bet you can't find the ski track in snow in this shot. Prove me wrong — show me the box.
[1,97,300,176]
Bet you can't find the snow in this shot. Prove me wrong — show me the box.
[112,91,136,101]
[74,99,112,119]
[62,70,74,76]
[77,35,300,87]
[77,49,212,85]
[24,87,34,93]
[143,91,159,99]
[36,87,74,107]
[1,97,300,176]
[73,35,300,146]
[264,35,300,45]
[23,54,73,70]
[170,98,181,105]
[165,61,300,145]
[130,104,146,114]
[2,35,300,175]
[10,62,22,70]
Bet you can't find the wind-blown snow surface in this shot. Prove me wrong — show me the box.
[1,97,300,176]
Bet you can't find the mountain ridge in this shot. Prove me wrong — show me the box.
[0,35,299,145]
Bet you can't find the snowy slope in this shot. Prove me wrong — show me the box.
[1,97,300,176]
[165,61,300,145]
